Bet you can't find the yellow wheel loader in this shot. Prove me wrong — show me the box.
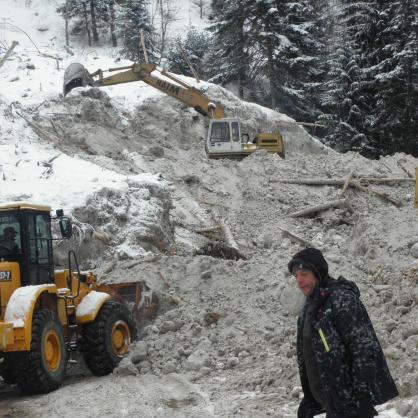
[0,202,157,394]
[63,62,285,159]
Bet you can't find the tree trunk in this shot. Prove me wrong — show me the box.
[159,0,167,62]
[290,199,348,218]
[109,0,117,47]
[0,41,19,70]
[266,36,278,108]
[64,0,69,46]
[90,0,99,42]
[199,0,203,19]
[82,2,92,46]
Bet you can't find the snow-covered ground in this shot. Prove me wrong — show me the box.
[1,1,417,417]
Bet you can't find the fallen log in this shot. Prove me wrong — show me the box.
[194,226,221,235]
[217,218,239,251]
[359,177,416,184]
[158,271,170,288]
[276,178,402,207]
[16,111,59,143]
[290,199,348,218]
[276,179,345,186]
[396,161,414,178]
[340,170,355,197]
[351,180,402,207]
[0,41,19,70]
[278,225,315,248]
[195,241,247,260]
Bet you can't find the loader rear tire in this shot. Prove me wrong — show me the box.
[16,309,66,395]
[81,301,137,376]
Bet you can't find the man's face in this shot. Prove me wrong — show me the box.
[294,269,318,296]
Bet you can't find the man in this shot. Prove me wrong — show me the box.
[0,226,20,256]
[288,248,398,418]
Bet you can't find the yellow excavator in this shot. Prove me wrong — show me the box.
[0,202,157,394]
[63,62,285,159]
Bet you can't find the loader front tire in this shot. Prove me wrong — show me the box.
[81,301,136,376]
[16,309,66,395]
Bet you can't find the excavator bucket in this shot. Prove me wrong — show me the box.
[63,62,94,96]
[97,281,159,324]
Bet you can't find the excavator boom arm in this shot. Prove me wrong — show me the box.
[64,62,225,119]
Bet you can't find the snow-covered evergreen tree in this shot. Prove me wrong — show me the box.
[166,28,211,79]
[117,0,157,63]
[318,0,379,154]
[206,0,252,98]
[319,0,417,156]
[370,0,418,156]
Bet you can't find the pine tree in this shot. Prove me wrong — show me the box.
[93,0,118,46]
[117,0,157,63]
[318,1,381,154]
[206,0,252,98]
[319,0,417,156]
[57,0,93,45]
[166,28,211,78]
[243,1,327,121]
[370,0,418,156]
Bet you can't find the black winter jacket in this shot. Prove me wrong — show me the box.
[296,276,398,418]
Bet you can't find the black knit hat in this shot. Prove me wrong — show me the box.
[287,248,329,284]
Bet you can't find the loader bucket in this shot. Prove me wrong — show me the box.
[97,281,159,324]
[63,62,93,96]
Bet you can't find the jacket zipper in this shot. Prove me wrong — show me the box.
[318,328,330,352]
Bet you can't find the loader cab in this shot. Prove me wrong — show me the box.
[206,118,249,157]
[0,203,69,286]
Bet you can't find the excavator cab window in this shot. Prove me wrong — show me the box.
[210,122,230,143]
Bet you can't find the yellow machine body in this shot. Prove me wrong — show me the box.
[243,133,285,158]
[0,202,156,355]
[0,266,110,352]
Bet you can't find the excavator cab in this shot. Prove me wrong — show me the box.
[206,119,285,159]
[206,118,246,157]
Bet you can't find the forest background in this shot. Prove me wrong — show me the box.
[55,0,418,157]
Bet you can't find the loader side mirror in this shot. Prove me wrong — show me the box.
[59,218,72,239]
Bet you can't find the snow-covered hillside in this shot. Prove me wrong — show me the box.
[1,1,417,417]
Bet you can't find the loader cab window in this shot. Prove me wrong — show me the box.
[210,122,230,142]
[27,213,53,285]
[0,215,22,259]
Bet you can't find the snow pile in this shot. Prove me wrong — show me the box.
[102,150,418,417]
